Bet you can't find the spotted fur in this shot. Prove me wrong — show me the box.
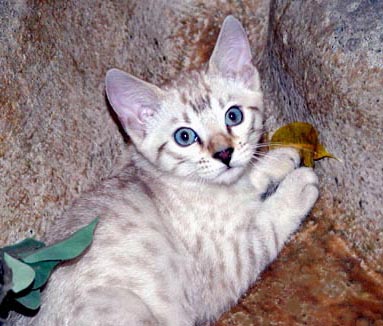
[13,16,318,326]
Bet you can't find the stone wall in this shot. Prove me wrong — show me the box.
[264,0,383,272]
[0,0,270,245]
[1,0,382,323]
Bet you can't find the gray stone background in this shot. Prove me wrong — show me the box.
[1,0,382,317]
[264,0,383,273]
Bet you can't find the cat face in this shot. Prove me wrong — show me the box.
[106,16,263,184]
[140,73,263,184]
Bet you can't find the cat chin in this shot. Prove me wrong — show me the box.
[210,166,245,185]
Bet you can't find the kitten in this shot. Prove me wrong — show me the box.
[13,16,318,326]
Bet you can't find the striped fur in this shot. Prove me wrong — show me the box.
[13,16,319,326]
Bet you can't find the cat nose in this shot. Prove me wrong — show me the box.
[213,147,234,167]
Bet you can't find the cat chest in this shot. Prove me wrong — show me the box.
[159,186,257,225]
[154,185,259,254]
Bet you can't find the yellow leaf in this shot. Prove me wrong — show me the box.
[269,122,336,167]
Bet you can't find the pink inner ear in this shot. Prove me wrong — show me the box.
[105,69,162,137]
[138,108,155,124]
[209,16,253,77]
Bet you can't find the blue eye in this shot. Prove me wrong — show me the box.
[225,106,243,126]
[174,128,199,147]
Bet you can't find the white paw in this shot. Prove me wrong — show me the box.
[250,147,301,194]
[257,167,319,253]
[269,147,301,166]
[277,167,319,215]
[265,147,300,180]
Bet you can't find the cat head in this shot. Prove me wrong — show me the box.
[106,16,263,184]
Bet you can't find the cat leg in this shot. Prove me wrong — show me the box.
[249,148,301,196]
[72,286,160,326]
[254,167,319,262]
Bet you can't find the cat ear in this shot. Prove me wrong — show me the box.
[208,16,259,89]
[105,68,163,139]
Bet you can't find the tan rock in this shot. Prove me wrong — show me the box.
[2,0,382,324]
[0,0,270,246]
[263,0,383,272]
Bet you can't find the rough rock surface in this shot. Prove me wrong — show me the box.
[0,0,270,245]
[216,1,383,323]
[264,0,383,273]
[216,198,383,325]
[1,0,382,324]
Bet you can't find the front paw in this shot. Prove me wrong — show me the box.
[277,167,319,215]
[264,147,300,180]
[257,167,319,254]
[250,147,300,194]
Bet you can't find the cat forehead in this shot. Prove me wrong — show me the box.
[166,71,213,105]
[163,71,249,114]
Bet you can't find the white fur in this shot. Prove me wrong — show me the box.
[11,16,319,326]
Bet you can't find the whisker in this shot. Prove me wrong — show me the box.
[251,144,271,149]
[254,141,319,155]
[184,164,210,186]
[250,153,291,164]
[249,151,301,166]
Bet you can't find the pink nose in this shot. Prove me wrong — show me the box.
[213,147,234,167]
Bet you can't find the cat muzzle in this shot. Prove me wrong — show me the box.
[213,147,234,167]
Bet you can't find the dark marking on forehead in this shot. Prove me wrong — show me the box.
[218,98,225,109]
[190,101,199,113]
[204,94,211,108]
[180,92,187,105]
[182,112,191,124]
[189,94,211,114]
[200,76,212,94]
[171,117,179,124]
[248,106,261,112]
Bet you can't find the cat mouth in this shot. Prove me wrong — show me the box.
[216,165,233,176]
[213,165,244,184]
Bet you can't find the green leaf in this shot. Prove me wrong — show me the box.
[15,289,41,310]
[3,253,35,294]
[23,218,99,264]
[1,238,45,260]
[0,253,13,304]
[30,260,60,289]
